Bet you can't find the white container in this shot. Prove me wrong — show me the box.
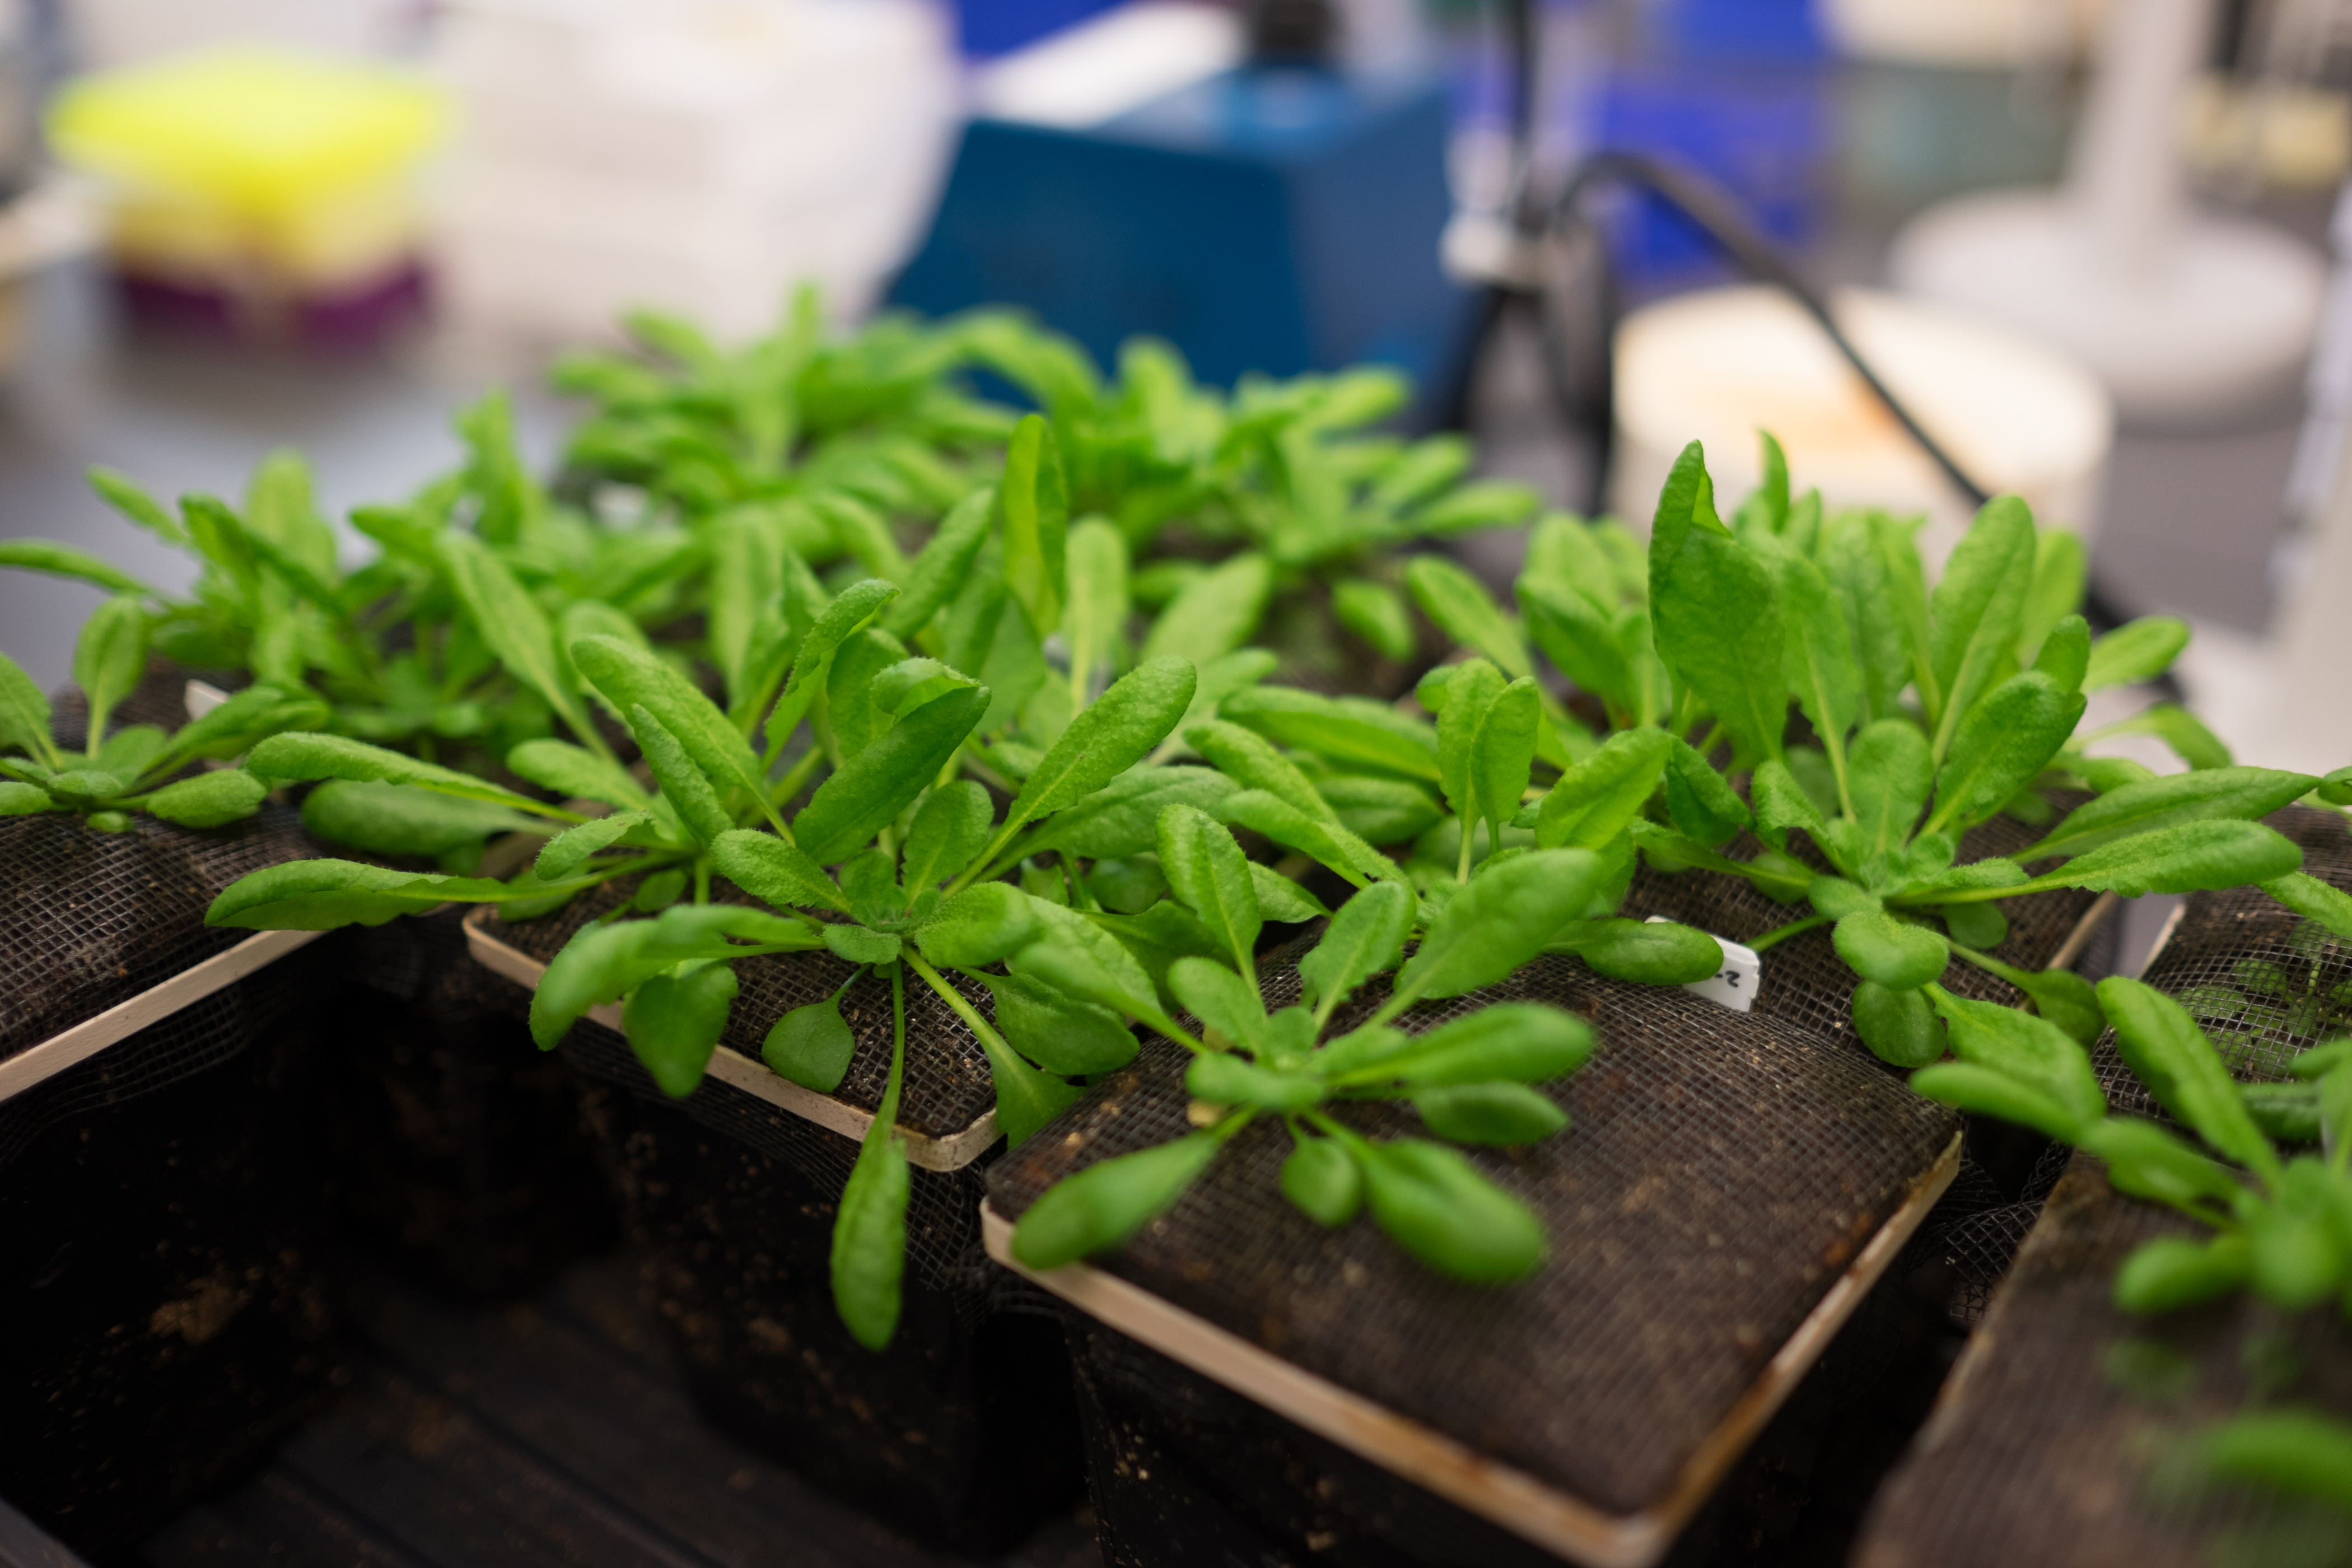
[1609,283,2114,571]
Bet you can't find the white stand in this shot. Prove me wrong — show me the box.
[1889,0,2325,427]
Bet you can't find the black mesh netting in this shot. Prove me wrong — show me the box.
[0,954,339,1557]
[2089,805,2352,1121]
[986,951,1961,1520]
[1618,795,2111,1048]
[1854,1154,2352,1568]
[558,1026,1084,1556]
[485,876,1001,1139]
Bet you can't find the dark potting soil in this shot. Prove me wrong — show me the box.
[1854,1153,2352,1568]
[987,951,1961,1526]
[569,1040,1085,1557]
[1618,797,2111,1049]
[312,909,618,1303]
[0,960,340,1558]
[485,879,1001,1138]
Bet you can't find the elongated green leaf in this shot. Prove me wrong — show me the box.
[2029,820,2303,899]
[1001,656,1196,837]
[1662,737,1749,848]
[1471,676,1541,851]
[2084,616,2192,692]
[145,768,268,828]
[1024,765,1237,860]
[1928,497,2034,748]
[903,781,994,892]
[1432,660,1504,827]
[1158,804,1262,974]
[2097,976,2280,1179]
[1854,981,1945,1066]
[1359,1139,1546,1284]
[1341,1002,1585,1086]
[1929,671,2085,834]
[2033,614,2090,692]
[506,739,649,811]
[1001,414,1069,636]
[833,1088,911,1349]
[536,810,655,880]
[1012,1130,1228,1270]
[573,636,767,809]
[1520,577,1636,714]
[207,858,514,930]
[2110,1233,2252,1313]
[1184,718,1334,822]
[1281,1137,1361,1227]
[628,704,728,843]
[914,882,1038,969]
[2029,767,2320,861]
[2017,528,2087,668]
[0,539,157,596]
[1551,917,1723,984]
[1006,897,1161,1017]
[711,828,848,912]
[1298,881,1413,1018]
[1648,451,1786,762]
[1062,518,1128,699]
[2191,1411,2352,1505]
[1332,577,1416,661]
[794,684,988,865]
[1413,1082,1568,1145]
[1397,850,1600,1001]
[72,595,148,748]
[88,466,188,544]
[2258,872,2352,941]
[1819,511,1907,725]
[1138,552,1273,666]
[247,732,551,813]
[1168,955,1266,1049]
[981,970,1138,1075]
[1928,986,2106,1135]
[439,533,592,738]
[301,779,539,856]
[2,780,57,813]
[1220,687,1440,783]
[1848,720,1933,862]
[885,486,995,640]
[763,578,900,755]
[1224,788,1402,889]
[1908,1061,2081,1138]
[1771,544,1861,757]
[1748,757,1828,854]
[1406,556,1530,679]
[0,651,55,764]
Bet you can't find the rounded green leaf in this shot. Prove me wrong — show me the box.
[823,924,901,967]
[1280,1137,1362,1228]
[1557,918,1722,985]
[981,971,1139,1076]
[1941,900,2008,950]
[2113,1233,2251,1314]
[146,768,269,829]
[622,962,740,1099]
[914,882,1038,970]
[764,998,858,1093]
[1359,1139,1546,1284]
[1833,910,1949,990]
[1855,982,1945,1068]
[1411,1082,1569,1145]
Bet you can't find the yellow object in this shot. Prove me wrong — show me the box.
[48,48,449,293]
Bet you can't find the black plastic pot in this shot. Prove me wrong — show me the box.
[469,893,1086,1556]
[984,951,1964,1568]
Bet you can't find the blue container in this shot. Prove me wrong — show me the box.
[890,67,1474,414]
[952,0,1126,59]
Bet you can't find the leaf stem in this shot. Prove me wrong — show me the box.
[904,951,1023,1066]
[1747,913,1832,953]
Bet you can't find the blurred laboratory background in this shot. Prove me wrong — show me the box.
[3,0,2351,776]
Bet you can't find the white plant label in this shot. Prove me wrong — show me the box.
[183,679,230,721]
[1647,916,1760,1013]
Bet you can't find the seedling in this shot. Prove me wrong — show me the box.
[2177,920,2352,1050]
[1008,812,1606,1287]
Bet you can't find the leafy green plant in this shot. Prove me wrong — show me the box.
[2176,920,2352,1051]
[0,620,323,831]
[1008,815,1608,1287]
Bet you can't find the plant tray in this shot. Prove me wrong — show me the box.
[982,955,1966,1568]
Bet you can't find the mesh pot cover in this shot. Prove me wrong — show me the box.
[1854,1154,2352,1568]
[984,951,1963,1566]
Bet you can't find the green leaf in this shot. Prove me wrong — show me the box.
[0,538,157,596]
[1908,1061,2084,1136]
[1928,671,2085,835]
[1011,1130,1227,1270]
[1000,656,1196,838]
[246,732,550,814]
[301,779,539,856]
[1280,1137,1362,1227]
[1549,918,1722,984]
[981,970,1138,1075]
[1927,496,2034,752]
[0,652,56,765]
[2317,766,2352,807]
[1186,1052,1321,1112]
[73,595,149,749]
[207,858,515,930]
[1139,552,1273,666]
[1662,737,1749,848]
[1533,728,1670,851]
[144,768,269,828]
[1647,449,1786,761]
[1184,719,1332,822]
[764,994,858,1093]
[1219,687,1440,783]
[2022,820,2304,899]
[2258,872,2352,942]
[833,1090,911,1350]
[1007,897,1163,1016]
[824,925,902,966]
[623,961,739,1098]
[2088,703,2233,771]
[1771,544,1861,759]
[506,739,650,811]
[1413,1081,1569,1145]
[1819,511,1908,726]
[914,883,1038,969]
[2084,616,2192,692]
[632,704,733,845]
[885,486,993,640]
[1750,757,1830,853]
[572,635,769,810]
[438,532,593,740]
[1250,863,1327,922]
[1358,1140,1546,1284]
[1406,556,1530,679]
[1432,660,1504,824]
[2111,1233,2251,1314]
[1856,982,1944,1067]
[94,725,167,778]
[1411,478,1541,534]
[1062,517,1129,699]
[1298,881,1414,1018]
[2191,1411,2352,1506]
[2033,614,2090,692]
[976,1019,1088,1149]
[1471,676,1542,852]
[1000,414,1070,637]
[1320,775,1443,844]
[794,684,988,865]
[903,781,995,892]
[1168,955,1266,1049]
[87,466,188,544]
[2097,976,2280,1179]
[1520,577,1639,716]
[1847,720,1933,862]
[1833,910,1950,989]
[2017,528,2087,669]
[1396,850,1602,1001]
[763,578,900,757]
[1928,987,2106,1136]
[535,810,656,881]
[1337,1001,1593,1088]
[707,828,847,913]
[1158,804,1262,975]
[2080,1118,2246,1214]
[2028,766,2319,861]
[1332,577,1416,662]
[0,780,52,814]
[1223,789,1404,889]
[1025,766,1238,860]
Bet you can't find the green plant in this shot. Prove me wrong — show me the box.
[1008,815,1607,1287]
[0,620,322,831]
[2177,920,2352,1052]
